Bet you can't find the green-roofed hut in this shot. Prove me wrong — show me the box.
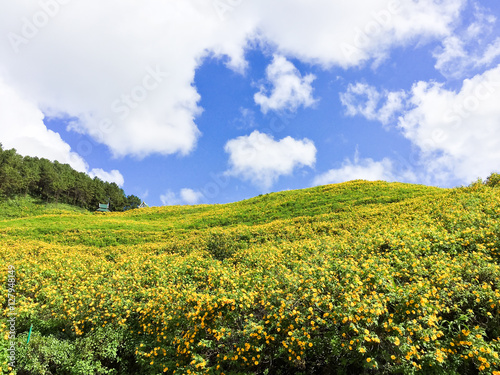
[97,203,110,212]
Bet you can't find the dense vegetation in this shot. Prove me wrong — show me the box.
[0,145,140,211]
[1,180,500,374]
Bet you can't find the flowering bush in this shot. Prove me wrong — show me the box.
[1,181,500,374]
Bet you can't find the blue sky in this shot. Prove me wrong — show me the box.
[1,0,500,206]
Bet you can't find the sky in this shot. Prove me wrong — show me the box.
[1,0,500,207]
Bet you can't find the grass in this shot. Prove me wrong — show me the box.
[0,196,88,220]
[1,180,499,374]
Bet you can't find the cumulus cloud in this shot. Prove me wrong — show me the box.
[0,79,87,172]
[251,0,465,68]
[0,0,466,159]
[160,188,204,206]
[88,169,124,187]
[340,83,406,125]
[338,64,500,185]
[254,55,317,113]
[180,188,204,205]
[433,4,500,78]
[224,130,316,189]
[160,190,180,206]
[313,147,397,186]
[0,78,123,185]
[313,158,395,185]
[397,64,500,185]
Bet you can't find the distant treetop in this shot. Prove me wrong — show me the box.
[0,143,141,212]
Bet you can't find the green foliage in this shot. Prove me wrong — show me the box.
[469,172,500,189]
[486,173,500,188]
[1,180,500,374]
[205,232,243,261]
[0,196,88,219]
[14,327,135,375]
[0,144,140,212]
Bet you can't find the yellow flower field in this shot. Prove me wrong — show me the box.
[1,180,500,374]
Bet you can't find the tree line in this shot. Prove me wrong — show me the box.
[0,144,141,211]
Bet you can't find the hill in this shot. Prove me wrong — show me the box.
[0,145,141,212]
[1,180,500,374]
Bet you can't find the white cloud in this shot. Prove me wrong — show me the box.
[477,38,500,67]
[314,148,397,186]
[180,188,204,205]
[224,130,316,189]
[0,1,466,159]
[340,83,406,125]
[254,55,317,113]
[160,188,204,206]
[433,4,500,78]
[0,78,87,172]
[433,36,468,76]
[251,0,465,69]
[160,190,180,206]
[338,65,500,186]
[89,169,124,187]
[234,107,257,130]
[397,64,500,184]
[0,78,123,185]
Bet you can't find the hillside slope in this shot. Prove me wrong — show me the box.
[1,180,500,374]
[0,181,441,246]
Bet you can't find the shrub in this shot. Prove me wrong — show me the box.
[205,232,240,261]
[485,173,500,188]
